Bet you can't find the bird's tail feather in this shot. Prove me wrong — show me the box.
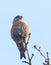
[20,52,26,59]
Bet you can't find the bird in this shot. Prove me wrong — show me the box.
[11,15,31,59]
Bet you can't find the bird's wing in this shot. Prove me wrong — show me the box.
[16,22,27,38]
[19,19,31,35]
[11,20,31,45]
[11,21,27,43]
[20,20,31,44]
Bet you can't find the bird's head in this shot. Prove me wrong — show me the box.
[13,15,23,23]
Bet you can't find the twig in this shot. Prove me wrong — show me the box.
[22,48,34,65]
[34,45,50,65]
[22,61,29,64]
[34,45,46,59]
[38,49,46,59]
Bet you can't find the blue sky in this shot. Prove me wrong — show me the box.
[0,0,51,65]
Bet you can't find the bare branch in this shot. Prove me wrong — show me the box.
[31,54,34,60]
[22,61,29,64]
[34,45,46,59]
[34,45,50,65]
[22,48,34,65]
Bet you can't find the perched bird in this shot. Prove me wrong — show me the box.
[11,15,31,59]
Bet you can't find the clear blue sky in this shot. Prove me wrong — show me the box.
[0,0,51,65]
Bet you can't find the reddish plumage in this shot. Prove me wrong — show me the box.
[11,15,31,59]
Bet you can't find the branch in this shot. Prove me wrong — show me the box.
[34,45,50,65]
[22,61,29,64]
[34,45,46,59]
[22,48,34,65]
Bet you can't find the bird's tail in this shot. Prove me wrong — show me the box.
[20,52,26,59]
